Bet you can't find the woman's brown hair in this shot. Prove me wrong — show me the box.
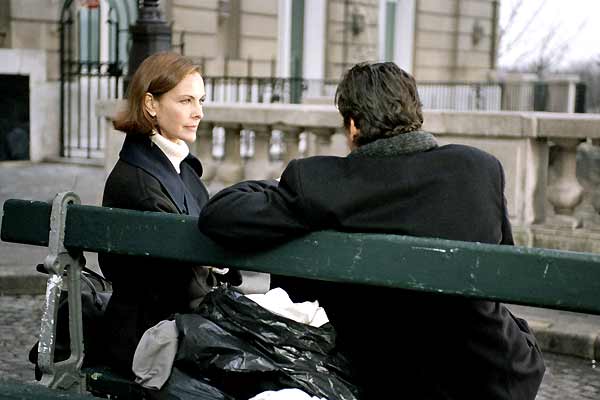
[113,52,202,135]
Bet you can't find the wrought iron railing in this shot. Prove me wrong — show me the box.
[203,77,338,104]
[202,76,586,113]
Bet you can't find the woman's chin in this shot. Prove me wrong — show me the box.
[181,131,198,144]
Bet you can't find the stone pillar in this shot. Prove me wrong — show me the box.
[195,122,216,185]
[211,124,243,193]
[243,124,276,180]
[547,138,584,228]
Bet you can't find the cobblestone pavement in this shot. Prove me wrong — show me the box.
[1,295,599,398]
[0,295,43,383]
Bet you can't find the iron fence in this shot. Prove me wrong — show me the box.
[59,0,133,159]
[203,77,339,104]
[201,77,586,113]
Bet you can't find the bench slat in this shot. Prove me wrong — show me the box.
[1,199,51,246]
[66,204,600,314]
[3,200,600,314]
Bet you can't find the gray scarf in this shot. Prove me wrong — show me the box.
[349,130,438,158]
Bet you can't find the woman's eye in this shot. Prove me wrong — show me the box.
[181,99,191,104]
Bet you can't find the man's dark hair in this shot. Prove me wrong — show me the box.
[335,62,423,146]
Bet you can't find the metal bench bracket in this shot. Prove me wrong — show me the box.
[38,192,86,393]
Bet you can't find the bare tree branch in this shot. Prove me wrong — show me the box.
[498,0,525,41]
[499,0,549,57]
[510,22,561,69]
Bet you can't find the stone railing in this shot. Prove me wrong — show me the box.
[97,101,600,253]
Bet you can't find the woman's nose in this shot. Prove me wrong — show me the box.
[193,104,203,120]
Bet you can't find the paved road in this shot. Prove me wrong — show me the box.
[0,162,105,290]
[1,295,599,399]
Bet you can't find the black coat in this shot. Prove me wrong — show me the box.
[199,142,545,400]
[99,134,208,375]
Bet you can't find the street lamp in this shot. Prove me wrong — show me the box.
[125,0,172,93]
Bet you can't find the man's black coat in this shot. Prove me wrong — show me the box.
[199,141,545,399]
[99,134,209,375]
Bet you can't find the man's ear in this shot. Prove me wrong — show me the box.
[349,118,359,144]
[144,93,157,117]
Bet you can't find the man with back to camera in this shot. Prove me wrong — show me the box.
[198,62,545,399]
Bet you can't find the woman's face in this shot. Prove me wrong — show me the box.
[147,72,206,143]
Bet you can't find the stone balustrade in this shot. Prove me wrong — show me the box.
[96,100,600,253]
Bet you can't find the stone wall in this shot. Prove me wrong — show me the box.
[170,0,278,77]
[325,0,379,80]
[7,0,61,81]
[413,0,497,81]
[324,0,499,82]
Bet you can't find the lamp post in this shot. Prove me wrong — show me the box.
[125,0,172,92]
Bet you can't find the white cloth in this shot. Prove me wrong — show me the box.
[245,287,329,327]
[132,320,178,390]
[249,388,327,400]
[150,132,189,173]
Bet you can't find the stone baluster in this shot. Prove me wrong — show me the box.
[274,125,302,163]
[303,132,317,157]
[311,127,336,156]
[195,122,216,185]
[547,138,585,228]
[243,124,277,180]
[590,139,600,215]
[262,125,301,180]
[576,145,600,232]
[330,127,351,156]
[211,123,243,193]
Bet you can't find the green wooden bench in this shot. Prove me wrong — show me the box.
[2,191,600,398]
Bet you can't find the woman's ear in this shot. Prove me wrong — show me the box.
[144,93,157,117]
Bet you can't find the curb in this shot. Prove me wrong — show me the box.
[528,319,600,360]
[0,273,46,296]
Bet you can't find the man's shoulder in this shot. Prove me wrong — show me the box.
[286,155,348,173]
[437,143,501,165]
[291,154,347,165]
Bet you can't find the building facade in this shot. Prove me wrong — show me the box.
[166,0,499,82]
[0,0,500,161]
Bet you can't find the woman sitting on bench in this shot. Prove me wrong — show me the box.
[98,52,225,376]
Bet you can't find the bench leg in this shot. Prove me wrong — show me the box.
[37,192,87,393]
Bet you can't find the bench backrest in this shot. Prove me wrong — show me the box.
[3,196,600,314]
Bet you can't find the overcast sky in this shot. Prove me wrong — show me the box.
[498,0,600,69]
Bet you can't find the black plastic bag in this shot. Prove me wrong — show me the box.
[147,367,235,400]
[174,287,359,400]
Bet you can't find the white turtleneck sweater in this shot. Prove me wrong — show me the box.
[150,133,190,174]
